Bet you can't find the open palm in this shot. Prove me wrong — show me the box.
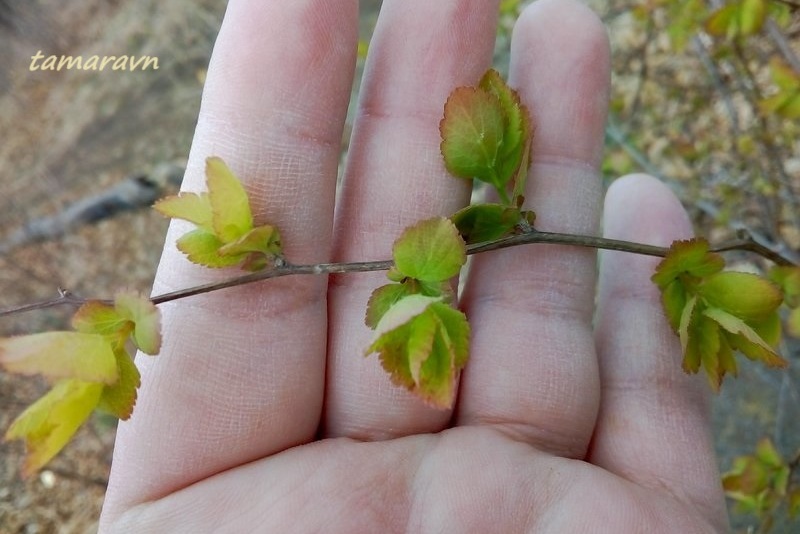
[100,1,729,532]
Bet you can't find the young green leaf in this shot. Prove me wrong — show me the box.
[0,332,118,384]
[678,296,700,369]
[206,156,254,242]
[440,87,506,189]
[392,217,466,283]
[154,156,283,271]
[449,203,522,244]
[722,437,791,520]
[769,265,800,307]
[366,295,470,409]
[370,294,444,337]
[428,301,470,369]
[217,225,282,258]
[661,278,689,333]
[440,70,532,205]
[479,69,532,203]
[365,283,415,329]
[651,238,725,289]
[761,57,800,119]
[705,0,767,39]
[770,265,800,337]
[114,292,162,355]
[97,349,141,420]
[152,192,213,232]
[697,271,782,321]
[4,379,104,478]
[72,301,129,337]
[703,307,787,368]
[176,229,242,268]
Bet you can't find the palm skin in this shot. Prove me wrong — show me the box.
[99,0,730,532]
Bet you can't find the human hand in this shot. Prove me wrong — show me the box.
[100,0,729,531]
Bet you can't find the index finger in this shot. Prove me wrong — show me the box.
[102,0,357,519]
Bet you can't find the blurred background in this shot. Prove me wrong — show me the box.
[0,0,798,531]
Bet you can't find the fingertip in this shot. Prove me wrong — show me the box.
[604,174,693,246]
[511,0,610,167]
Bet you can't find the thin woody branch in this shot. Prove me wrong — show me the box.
[1,227,795,318]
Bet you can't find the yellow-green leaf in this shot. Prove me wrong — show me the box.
[114,292,161,355]
[369,319,415,390]
[449,204,522,244]
[5,379,103,477]
[678,295,698,356]
[788,307,800,338]
[652,238,725,289]
[695,316,725,391]
[0,332,117,384]
[760,92,800,119]
[370,294,443,339]
[152,192,213,232]
[479,69,531,196]
[206,156,253,243]
[217,225,282,259]
[662,280,689,333]
[71,301,129,337]
[393,217,466,283]
[97,349,141,420]
[440,86,506,188]
[704,307,787,368]
[770,265,800,291]
[176,229,241,268]
[366,295,470,409]
[365,283,415,329]
[768,58,800,92]
[755,436,784,468]
[440,70,532,205]
[429,301,470,369]
[705,0,766,39]
[407,309,438,384]
[789,489,800,518]
[706,3,737,37]
[739,0,766,35]
[697,271,782,321]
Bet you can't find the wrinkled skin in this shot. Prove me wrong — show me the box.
[100,1,729,532]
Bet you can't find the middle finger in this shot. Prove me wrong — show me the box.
[323,0,500,439]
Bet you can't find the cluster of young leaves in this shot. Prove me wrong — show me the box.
[640,0,792,49]
[364,69,539,408]
[153,156,282,271]
[652,238,787,391]
[705,0,770,40]
[365,218,469,408]
[722,437,800,530]
[0,292,160,476]
[440,68,535,244]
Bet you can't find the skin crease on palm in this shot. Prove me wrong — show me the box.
[98,0,731,532]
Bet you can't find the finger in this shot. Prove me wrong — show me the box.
[589,174,729,527]
[322,0,500,439]
[455,0,609,458]
[103,0,357,516]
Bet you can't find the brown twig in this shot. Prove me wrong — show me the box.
[0,228,795,318]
